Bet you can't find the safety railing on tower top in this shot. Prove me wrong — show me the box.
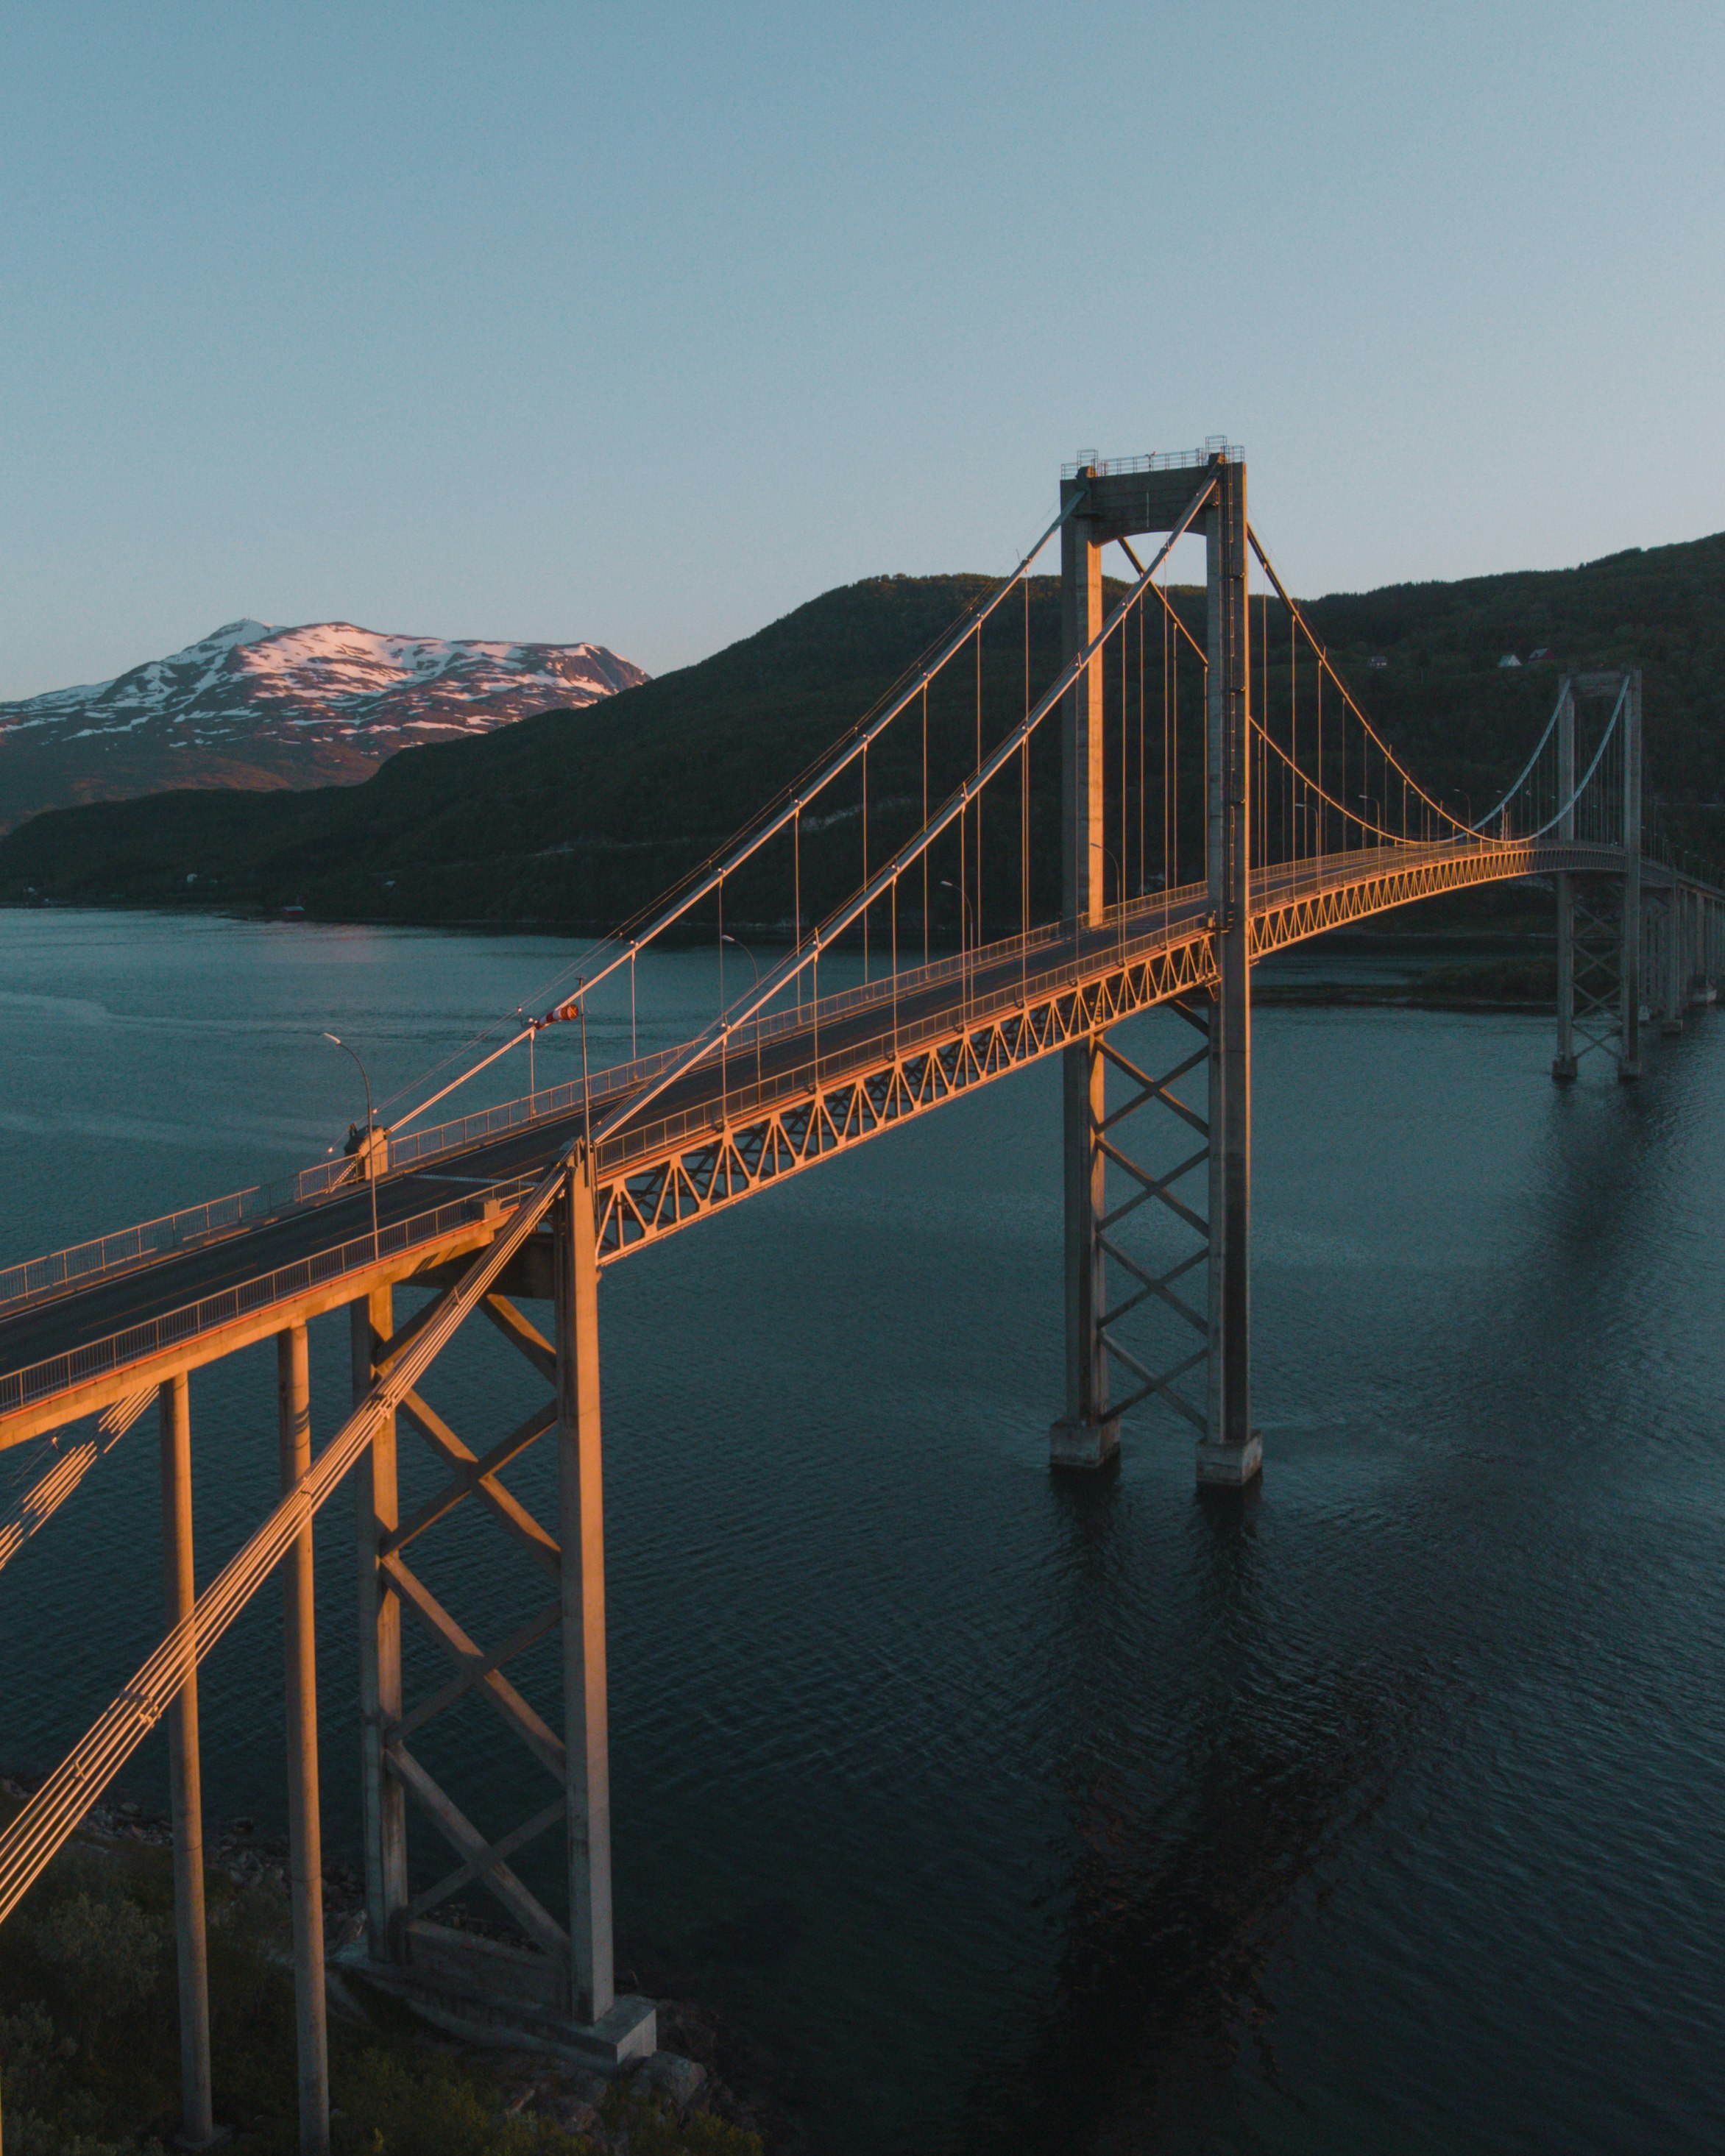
[1061,442,1244,480]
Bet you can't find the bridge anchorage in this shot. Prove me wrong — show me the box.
[2,444,1724,2149]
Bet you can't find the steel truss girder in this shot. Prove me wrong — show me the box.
[1249,843,1566,960]
[1088,1002,1213,1432]
[593,935,1217,1262]
[7,844,1710,1457]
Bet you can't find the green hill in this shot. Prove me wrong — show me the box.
[1,531,1721,937]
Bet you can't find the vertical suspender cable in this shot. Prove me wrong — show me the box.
[862,744,869,980]
[921,684,929,968]
[1021,573,1030,999]
[1138,591,1147,896]
[975,624,983,940]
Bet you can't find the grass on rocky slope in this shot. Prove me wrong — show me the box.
[0,1829,761,2156]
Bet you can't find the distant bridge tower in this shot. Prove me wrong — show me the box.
[1551,670,1646,1083]
[1049,443,1259,1487]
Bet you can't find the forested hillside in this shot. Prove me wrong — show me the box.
[2,530,1720,936]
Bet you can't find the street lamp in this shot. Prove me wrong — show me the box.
[1101,845,1128,968]
[323,1032,380,1260]
[721,934,763,1094]
[940,879,973,1018]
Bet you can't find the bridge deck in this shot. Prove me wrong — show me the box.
[0,837,1668,1442]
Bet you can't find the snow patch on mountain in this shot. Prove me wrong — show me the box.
[0,620,648,830]
[1,621,645,745]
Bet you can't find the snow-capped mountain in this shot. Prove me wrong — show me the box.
[0,620,648,831]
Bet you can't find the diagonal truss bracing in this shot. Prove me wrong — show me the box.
[1089,1006,1214,1430]
[593,930,1217,1260]
[0,837,1704,1451]
[366,1285,574,1957]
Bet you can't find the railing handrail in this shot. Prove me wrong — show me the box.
[0,1180,533,1419]
[0,833,1654,1327]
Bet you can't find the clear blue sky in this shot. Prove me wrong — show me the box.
[1,1,1719,698]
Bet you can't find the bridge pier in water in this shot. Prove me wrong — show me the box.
[343,1155,653,2067]
[1620,671,1643,1077]
[1551,670,1652,1084]
[1049,461,1118,1471]
[1050,447,1259,1487]
[159,1372,218,2149]
[1552,680,1579,1082]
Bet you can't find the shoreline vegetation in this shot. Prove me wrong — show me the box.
[0,1776,777,2156]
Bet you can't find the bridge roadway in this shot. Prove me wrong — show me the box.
[0,835,1663,1442]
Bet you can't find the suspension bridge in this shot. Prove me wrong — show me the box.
[1,444,1719,2151]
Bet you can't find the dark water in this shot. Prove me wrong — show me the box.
[3,909,1723,2154]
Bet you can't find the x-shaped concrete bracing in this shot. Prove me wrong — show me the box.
[1088,1002,1214,1432]
[368,1289,573,1957]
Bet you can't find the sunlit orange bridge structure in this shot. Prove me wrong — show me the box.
[1,444,1721,2151]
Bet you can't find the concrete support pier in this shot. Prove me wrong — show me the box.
[1051,470,1118,1471]
[1552,679,1579,1082]
[1198,454,1261,1489]
[556,1149,656,2055]
[160,1372,217,2149]
[1619,672,1643,1079]
[353,1288,407,1961]
[1661,893,1685,1035]
[277,1324,330,2156]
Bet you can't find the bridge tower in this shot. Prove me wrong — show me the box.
[1049,444,1258,1486]
[1552,679,1579,1082]
[1552,670,1646,1083]
[1620,670,1643,1078]
[1200,456,1258,1486]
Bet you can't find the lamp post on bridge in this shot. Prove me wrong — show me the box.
[940,879,973,1020]
[721,934,764,1096]
[322,1032,381,1263]
[1102,845,1128,970]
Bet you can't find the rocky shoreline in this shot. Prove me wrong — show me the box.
[0,1769,798,2154]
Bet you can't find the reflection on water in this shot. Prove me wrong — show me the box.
[3,911,1724,2155]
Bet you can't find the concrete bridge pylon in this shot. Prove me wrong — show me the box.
[1049,445,1258,1487]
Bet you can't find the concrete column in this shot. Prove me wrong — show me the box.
[278,1325,330,2155]
[556,1151,615,2024]
[1050,469,1116,1470]
[159,1372,216,2148]
[1552,680,1578,1082]
[353,1288,407,1957]
[1620,670,1642,1079]
[1662,891,1685,1033]
[1199,455,1259,1488]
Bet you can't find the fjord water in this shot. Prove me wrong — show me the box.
[4,909,1724,2155]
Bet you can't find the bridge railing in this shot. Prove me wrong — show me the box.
[0,860,1346,1316]
[0,831,1664,1417]
[0,906,1224,1416]
[0,1178,534,1420]
[383,900,1172,1177]
[0,834,1640,1329]
[0,1162,370,1316]
[590,901,1217,1182]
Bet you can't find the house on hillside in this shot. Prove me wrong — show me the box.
[1498,653,1522,667]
